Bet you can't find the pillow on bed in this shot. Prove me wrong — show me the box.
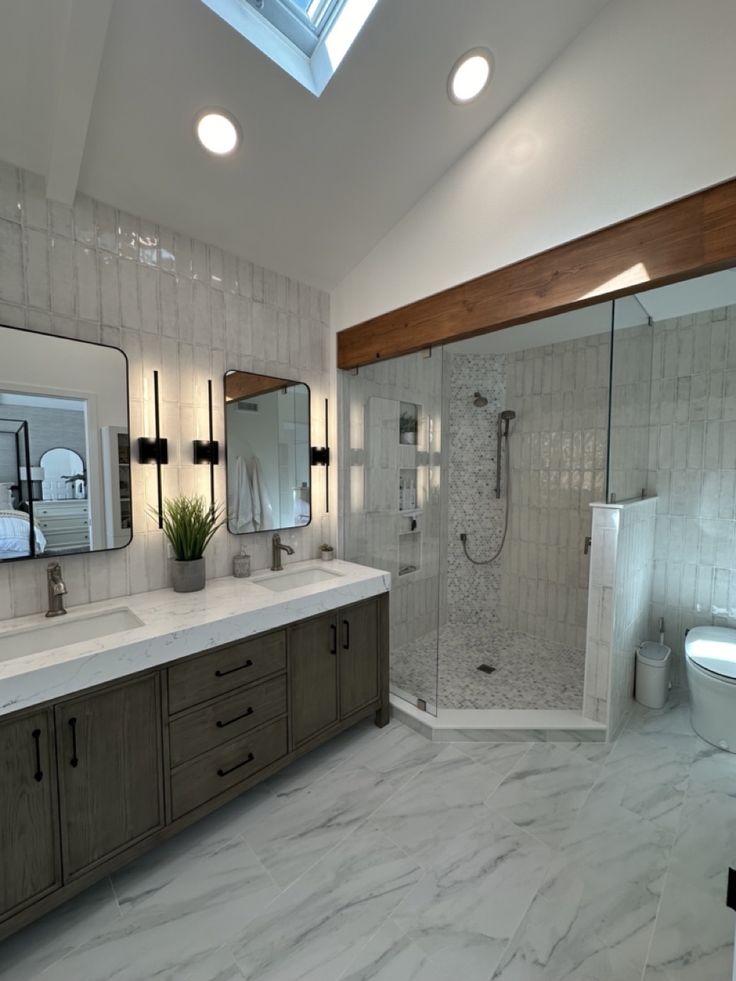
[0,483,13,509]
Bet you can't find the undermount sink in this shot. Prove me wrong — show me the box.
[0,608,144,663]
[252,565,344,593]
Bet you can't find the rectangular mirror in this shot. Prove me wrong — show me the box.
[0,325,131,561]
[225,371,311,534]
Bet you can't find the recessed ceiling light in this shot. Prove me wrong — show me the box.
[448,48,493,105]
[194,110,241,156]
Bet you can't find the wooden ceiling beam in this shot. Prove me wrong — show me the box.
[337,177,736,370]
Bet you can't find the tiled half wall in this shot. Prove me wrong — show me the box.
[585,497,657,733]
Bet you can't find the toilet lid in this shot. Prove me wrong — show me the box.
[685,626,736,680]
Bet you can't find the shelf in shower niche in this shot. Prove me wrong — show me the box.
[397,508,423,517]
[398,530,421,576]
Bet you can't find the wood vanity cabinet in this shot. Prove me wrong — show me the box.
[55,674,165,879]
[289,612,340,746]
[339,598,380,718]
[0,591,388,942]
[289,597,381,746]
[0,709,60,922]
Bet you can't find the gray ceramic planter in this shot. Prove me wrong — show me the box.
[171,557,205,592]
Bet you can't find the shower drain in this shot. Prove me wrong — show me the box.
[477,663,496,674]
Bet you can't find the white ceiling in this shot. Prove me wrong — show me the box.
[0,0,609,288]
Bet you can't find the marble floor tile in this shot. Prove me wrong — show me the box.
[231,831,422,981]
[3,696,735,981]
[452,741,532,777]
[643,869,734,981]
[588,730,695,833]
[391,812,551,981]
[338,919,459,981]
[666,788,736,901]
[241,755,421,889]
[492,854,652,981]
[363,745,504,864]
[0,880,121,981]
[44,838,278,981]
[486,742,605,847]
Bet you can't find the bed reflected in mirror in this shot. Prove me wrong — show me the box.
[0,325,131,561]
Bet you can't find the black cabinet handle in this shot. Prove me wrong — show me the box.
[31,728,43,782]
[215,658,253,678]
[217,752,254,777]
[330,623,337,655]
[216,706,253,728]
[68,717,79,768]
[342,618,350,650]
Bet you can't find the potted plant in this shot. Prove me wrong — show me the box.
[156,496,224,593]
[319,543,335,561]
[399,410,417,445]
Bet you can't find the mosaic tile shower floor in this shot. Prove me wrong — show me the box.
[392,622,585,711]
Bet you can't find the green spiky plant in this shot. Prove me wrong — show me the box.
[155,496,224,561]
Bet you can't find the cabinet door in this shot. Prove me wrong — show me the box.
[339,598,380,718]
[56,674,164,879]
[0,710,61,920]
[289,613,338,747]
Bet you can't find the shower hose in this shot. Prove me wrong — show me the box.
[461,432,511,566]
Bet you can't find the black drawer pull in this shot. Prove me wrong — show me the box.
[216,706,254,728]
[215,658,253,678]
[217,752,255,777]
[32,728,43,782]
[68,717,79,768]
[330,623,337,655]
[342,618,350,651]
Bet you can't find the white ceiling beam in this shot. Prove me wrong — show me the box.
[46,0,114,205]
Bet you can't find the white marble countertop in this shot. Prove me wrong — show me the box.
[0,560,390,717]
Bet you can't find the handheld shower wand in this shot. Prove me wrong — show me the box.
[462,408,516,566]
[494,410,516,499]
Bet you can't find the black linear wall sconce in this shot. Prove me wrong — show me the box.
[193,379,220,514]
[310,397,331,513]
[138,369,168,528]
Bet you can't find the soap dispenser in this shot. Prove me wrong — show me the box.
[233,544,251,578]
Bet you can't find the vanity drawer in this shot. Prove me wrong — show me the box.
[169,675,287,767]
[168,630,286,714]
[170,716,287,819]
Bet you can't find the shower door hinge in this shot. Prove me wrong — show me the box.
[584,536,592,555]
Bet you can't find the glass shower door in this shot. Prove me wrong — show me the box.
[339,351,443,714]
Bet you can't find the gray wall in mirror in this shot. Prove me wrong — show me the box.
[225,371,311,534]
[0,324,131,561]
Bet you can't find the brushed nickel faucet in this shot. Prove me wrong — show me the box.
[271,533,295,572]
[46,562,68,617]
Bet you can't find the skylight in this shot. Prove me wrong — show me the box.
[202,0,379,96]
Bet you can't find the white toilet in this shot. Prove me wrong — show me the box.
[685,626,736,752]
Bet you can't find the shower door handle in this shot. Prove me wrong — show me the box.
[583,536,592,555]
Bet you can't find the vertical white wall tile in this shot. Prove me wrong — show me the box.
[0,166,331,621]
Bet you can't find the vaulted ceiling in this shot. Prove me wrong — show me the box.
[0,0,610,287]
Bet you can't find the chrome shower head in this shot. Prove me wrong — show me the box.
[473,392,488,407]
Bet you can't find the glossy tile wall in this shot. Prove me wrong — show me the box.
[500,334,609,650]
[648,303,736,680]
[0,162,331,621]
